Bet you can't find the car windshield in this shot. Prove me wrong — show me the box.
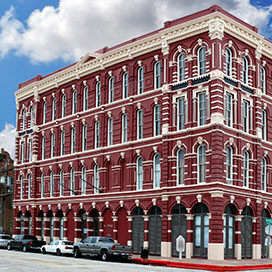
[24,235,37,240]
[99,237,114,243]
[62,241,73,245]
[0,235,12,240]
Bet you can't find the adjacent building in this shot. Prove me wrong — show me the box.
[14,5,272,260]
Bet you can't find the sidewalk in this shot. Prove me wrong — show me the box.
[131,255,272,271]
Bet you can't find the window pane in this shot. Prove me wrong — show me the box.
[195,226,201,246]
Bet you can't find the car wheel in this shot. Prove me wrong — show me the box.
[56,249,62,256]
[74,248,81,258]
[101,250,108,261]
[22,245,27,252]
[42,248,46,254]
[7,244,12,250]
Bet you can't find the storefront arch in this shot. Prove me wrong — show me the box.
[132,207,144,253]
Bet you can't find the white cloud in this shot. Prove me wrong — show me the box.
[0,123,16,160]
[0,0,271,63]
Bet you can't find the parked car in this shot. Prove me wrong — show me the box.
[73,236,132,261]
[41,240,74,256]
[7,235,46,252]
[0,234,13,248]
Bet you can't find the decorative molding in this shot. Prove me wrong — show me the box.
[176,196,181,204]
[135,199,139,206]
[208,17,225,40]
[196,194,202,202]
[152,198,156,206]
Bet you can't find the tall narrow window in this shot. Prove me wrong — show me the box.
[21,140,25,163]
[260,67,266,93]
[72,90,77,114]
[242,56,248,85]
[28,217,32,235]
[108,77,114,103]
[50,171,54,197]
[59,170,64,197]
[94,164,99,194]
[51,133,55,158]
[261,157,267,191]
[41,136,45,160]
[225,93,233,127]
[138,67,144,94]
[59,217,64,240]
[108,118,113,146]
[20,176,24,199]
[198,144,206,183]
[82,124,87,151]
[96,82,101,107]
[60,130,65,156]
[153,154,161,188]
[136,157,143,190]
[83,86,88,111]
[81,166,86,194]
[41,173,44,198]
[70,168,75,196]
[123,72,129,99]
[28,139,32,162]
[41,216,45,240]
[243,151,249,187]
[137,109,143,140]
[62,94,66,118]
[50,217,54,242]
[71,127,76,153]
[52,98,56,121]
[262,109,267,141]
[177,149,185,186]
[177,97,185,130]
[225,48,232,77]
[154,105,161,136]
[243,100,249,133]
[177,53,185,81]
[154,61,161,89]
[122,114,128,143]
[22,109,26,130]
[43,102,47,124]
[30,106,34,127]
[28,175,32,199]
[198,46,206,75]
[198,92,206,126]
[226,146,233,184]
[95,121,100,148]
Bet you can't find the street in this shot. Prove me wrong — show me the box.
[0,249,204,272]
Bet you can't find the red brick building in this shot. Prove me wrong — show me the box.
[14,5,272,260]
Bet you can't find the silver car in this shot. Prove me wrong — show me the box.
[0,234,13,248]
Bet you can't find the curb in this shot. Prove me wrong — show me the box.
[132,258,272,271]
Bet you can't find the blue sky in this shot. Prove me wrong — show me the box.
[0,0,271,158]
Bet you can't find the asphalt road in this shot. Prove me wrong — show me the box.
[0,249,204,272]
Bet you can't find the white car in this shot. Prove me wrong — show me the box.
[41,240,73,256]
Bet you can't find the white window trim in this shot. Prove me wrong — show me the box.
[41,136,45,160]
[70,168,75,196]
[20,176,24,199]
[72,90,77,114]
[137,109,143,140]
[43,102,47,124]
[108,77,114,103]
[71,128,76,153]
[260,67,266,94]
[177,149,185,186]
[52,98,56,121]
[153,154,161,189]
[51,133,55,158]
[225,48,232,77]
[96,82,101,107]
[154,61,161,89]
[198,46,206,76]
[94,164,99,194]
[138,67,144,94]
[81,166,86,195]
[123,72,128,99]
[50,171,54,197]
[242,56,248,85]
[60,130,65,156]
[95,121,100,148]
[82,125,87,151]
[62,94,66,118]
[262,109,267,141]
[261,157,267,191]
[226,146,233,184]
[59,170,64,196]
[154,104,161,136]
[83,86,88,111]
[108,118,113,146]
[177,53,186,81]
[197,144,206,184]
[122,114,128,143]
[41,173,44,198]
[28,175,32,199]
[136,157,143,190]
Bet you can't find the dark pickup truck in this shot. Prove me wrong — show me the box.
[7,235,46,252]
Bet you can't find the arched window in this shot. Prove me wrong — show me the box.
[225,92,233,127]
[137,109,143,140]
[60,130,65,156]
[262,109,267,141]
[260,67,266,93]
[50,171,54,197]
[70,168,75,196]
[242,56,248,85]
[153,154,161,188]
[43,101,47,124]
[242,99,249,133]
[177,53,185,81]
[81,166,86,194]
[154,105,161,136]
[96,82,101,107]
[82,124,87,151]
[94,164,99,194]
[261,157,267,191]
[71,127,76,153]
[226,146,233,184]
[108,77,114,103]
[198,46,206,75]
[21,140,25,163]
[122,114,128,143]
[197,144,206,183]
[177,149,185,186]
[225,48,232,77]
[138,67,144,94]
[243,151,249,187]
[41,136,45,160]
[28,139,32,162]
[154,61,161,89]
[108,118,113,146]
[59,170,64,196]
[52,97,56,121]
[28,175,32,199]
[83,86,88,111]
[72,90,77,114]
[62,94,66,118]
[30,106,34,127]
[95,121,100,148]
[123,72,129,99]
[59,217,64,240]
[177,97,186,130]
[136,157,143,190]
[22,109,26,130]
[20,176,24,199]
[41,173,44,198]
[51,133,55,158]
[198,92,206,126]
